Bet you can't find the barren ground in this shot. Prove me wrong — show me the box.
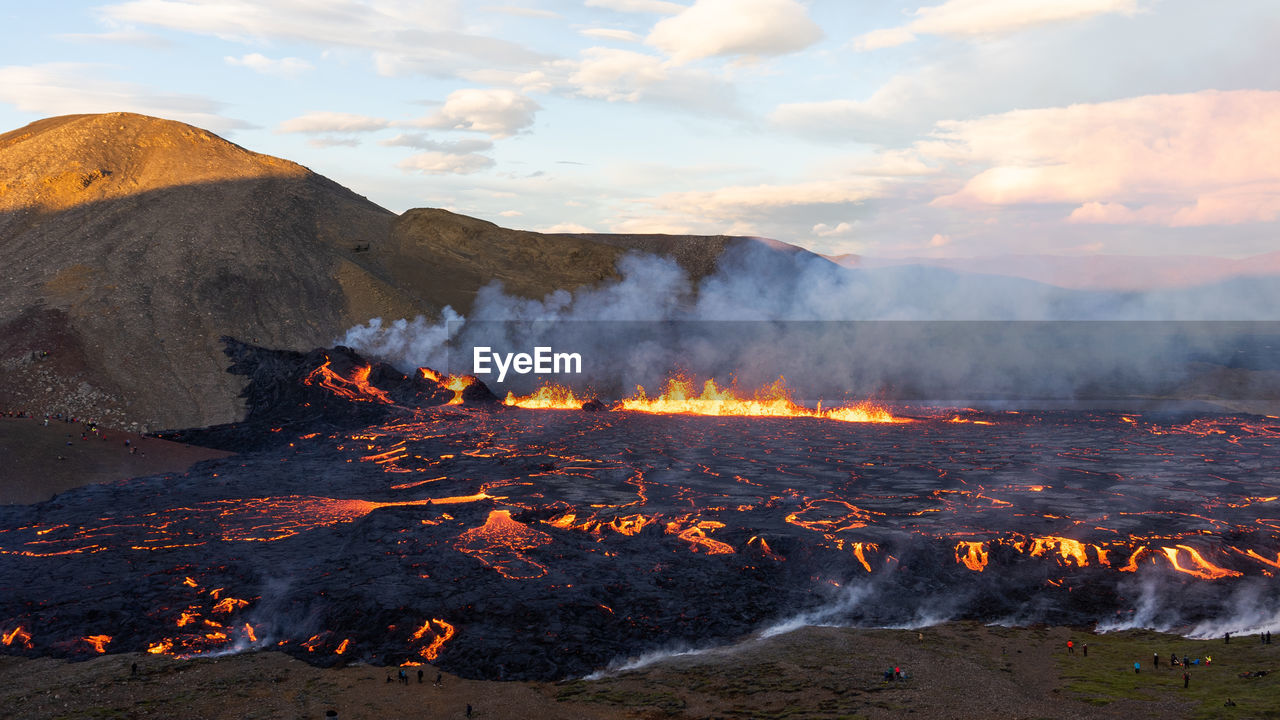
[8,622,1277,720]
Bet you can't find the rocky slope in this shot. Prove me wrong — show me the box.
[0,113,800,430]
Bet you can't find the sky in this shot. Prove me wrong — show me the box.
[1,0,1278,259]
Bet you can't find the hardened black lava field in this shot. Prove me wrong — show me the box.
[1,345,1278,680]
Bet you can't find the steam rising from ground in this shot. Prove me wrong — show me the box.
[1097,576,1280,638]
[341,243,1280,403]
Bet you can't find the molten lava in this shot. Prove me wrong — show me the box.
[504,384,592,410]
[618,376,900,423]
[3,625,32,649]
[82,634,111,653]
[304,359,394,405]
[1161,545,1243,580]
[409,619,455,661]
[955,541,990,572]
[455,510,552,579]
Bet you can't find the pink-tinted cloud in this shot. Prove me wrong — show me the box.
[930,90,1280,226]
[854,0,1139,51]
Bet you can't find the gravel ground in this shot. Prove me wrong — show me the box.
[0,623,1198,720]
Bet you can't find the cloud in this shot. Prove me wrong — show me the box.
[839,150,939,177]
[498,209,523,217]
[482,5,560,19]
[580,28,642,43]
[542,221,596,232]
[307,136,361,148]
[648,0,822,64]
[379,133,494,153]
[854,0,1139,51]
[277,111,389,133]
[585,0,685,14]
[852,27,918,52]
[927,90,1280,227]
[398,151,495,175]
[224,52,313,77]
[812,222,854,237]
[625,179,885,236]
[56,29,174,48]
[768,70,947,143]
[929,233,951,247]
[415,88,539,138]
[565,47,738,113]
[101,0,546,78]
[0,62,248,131]
[650,180,881,214]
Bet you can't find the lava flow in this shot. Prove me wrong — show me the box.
[506,375,901,423]
[2,343,1278,681]
[503,384,592,410]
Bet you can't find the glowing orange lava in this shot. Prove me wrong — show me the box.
[618,376,901,423]
[955,541,989,571]
[409,619,456,661]
[665,516,735,555]
[82,635,111,653]
[443,375,475,405]
[2,626,33,649]
[504,384,591,410]
[304,359,394,405]
[1161,545,1243,580]
[455,510,552,579]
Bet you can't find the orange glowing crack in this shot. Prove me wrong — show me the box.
[1026,537,1090,567]
[851,541,875,572]
[455,510,552,579]
[748,536,784,561]
[1161,545,1242,580]
[304,359,395,405]
[955,541,989,572]
[665,517,735,555]
[2,626,33,648]
[1233,548,1280,569]
[212,597,250,614]
[147,639,173,655]
[544,512,652,537]
[785,499,876,533]
[1118,546,1149,572]
[410,619,456,661]
[82,635,111,653]
[216,494,495,542]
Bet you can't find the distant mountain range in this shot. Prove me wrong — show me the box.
[828,252,1280,292]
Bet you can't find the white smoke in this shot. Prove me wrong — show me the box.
[339,307,463,371]
[336,242,1280,402]
[759,582,874,639]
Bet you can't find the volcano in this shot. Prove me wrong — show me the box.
[2,344,1277,680]
[0,113,819,431]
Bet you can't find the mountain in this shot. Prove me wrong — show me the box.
[0,113,812,430]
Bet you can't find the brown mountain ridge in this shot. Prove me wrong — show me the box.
[0,112,808,430]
